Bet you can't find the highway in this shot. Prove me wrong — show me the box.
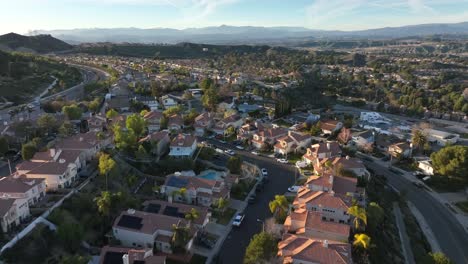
[364,160,468,264]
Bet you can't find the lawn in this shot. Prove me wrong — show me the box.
[455,201,468,213]
[212,208,237,225]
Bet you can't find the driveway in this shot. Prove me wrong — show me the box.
[204,138,296,264]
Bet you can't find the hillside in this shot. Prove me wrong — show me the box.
[0,33,73,53]
[0,50,81,105]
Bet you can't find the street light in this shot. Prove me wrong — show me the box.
[256,219,264,232]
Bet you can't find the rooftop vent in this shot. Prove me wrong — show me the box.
[127,208,136,215]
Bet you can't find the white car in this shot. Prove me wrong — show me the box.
[277,158,288,164]
[261,168,268,176]
[251,151,259,155]
[288,186,301,193]
[232,213,245,227]
[235,145,244,150]
[225,149,235,155]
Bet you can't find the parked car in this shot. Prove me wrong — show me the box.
[224,149,235,155]
[277,158,288,164]
[261,168,268,176]
[412,181,423,188]
[215,148,224,154]
[248,193,256,204]
[235,145,244,150]
[251,151,259,156]
[287,186,301,193]
[232,214,245,227]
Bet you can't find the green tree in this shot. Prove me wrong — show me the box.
[37,114,58,134]
[244,232,277,264]
[113,125,137,152]
[98,153,116,190]
[59,122,75,137]
[57,222,84,252]
[269,195,289,223]
[163,105,183,117]
[430,145,468,181]
[62,104,83,120]
[183,109,199,125]
[171,224,190,253]
[61,255,90,264]
[348,205,367,230]
[126,113,146,137]
[217,197,229,214]
[202,87,219,111]
[21,142,36,160]
[88,98,101,113]
[309,121,322,136]
[227,155,243,174]
[106,109,119,119]
[0,137,8,156]
[367,202,384,231]
[425,252,452,264]
[184,208,199,227]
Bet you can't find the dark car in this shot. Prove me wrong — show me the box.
[248,194,256,204]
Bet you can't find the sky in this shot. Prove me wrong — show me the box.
[0,0,467,34]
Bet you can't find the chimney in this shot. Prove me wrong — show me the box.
[49,148,56,158]
[323,240,329,248]
[329,175,333,184]
[346,155,350,160]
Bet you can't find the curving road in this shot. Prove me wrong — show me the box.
[204,139,296,264]
[364,160,468,264]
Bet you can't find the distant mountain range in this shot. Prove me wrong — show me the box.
[0,33,73,53]
[28,22,468,44]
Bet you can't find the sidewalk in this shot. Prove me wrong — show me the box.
[407,202,442,252]
[393,202,416,264]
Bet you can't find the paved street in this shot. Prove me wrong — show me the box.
[205,139,296,264]
[364,160,468,264]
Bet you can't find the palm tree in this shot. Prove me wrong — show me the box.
[347,205,367,230]
[217,197,229,215]
[185,208,199,228]
[172,187,187,202]
[94,191,112,217]
[411,129,427,152]
[269,195,289,222]
[353,233,371,250]
[171,224,190,253]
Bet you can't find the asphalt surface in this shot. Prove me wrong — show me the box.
[364,161,468,264]
[204,139,296,264]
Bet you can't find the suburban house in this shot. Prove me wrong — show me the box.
[168,134,197,158]
[424,129,459,146]
[351,130,375,150]
[138,96,160,111]
[160,95,178,109]
[388,142,412,158]
[143,111,164,133]
[212,114,244,135]
[112,209,194,253]
[277,234,352,264]
[274,131,312,155]
[236,122,261,141]
[305,173,364,201]
[16,149,81,190]
[0,197,30,233]
[168,115,183,132]
[142,200,210,229]
[138,131,170,157]
[87,114,107,132]
[328,156,371,179]
[320,120,343,135]
[55,131,111,161]
[418,159,434,176]
[302,141,341,166]
[194,112,214,136]
[283,209,350,242]
[99,246,166,264]
[360,111,385,123]
[293,187,352,224]
[251,127,288,149]
[161,175,229,207]
[0,176,46,206]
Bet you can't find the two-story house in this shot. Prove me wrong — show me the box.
[142,200,210,229]
[194,112,214,136]
[168,134,197,158]
[388,142,412,158]
[302,141,341,166]
[143,111,164,133]
[283,209,350,242]
[0,198,30,233]
[320,120,343,135]
[0,176,46,206]
[212,114,244,136]
[99,246,166,264]
[162,175,229,207]
[293,187,352,224]
[139,131,170,157]
[55,131,111,162]
[330,156,371,179]
[274,131,312,155]
[351,130,375,150]
[251,127,288,149]
[112,209,193,253]
[160,95,178,109]
[168,115,183,132]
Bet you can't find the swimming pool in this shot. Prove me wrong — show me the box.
[198,170,224,180]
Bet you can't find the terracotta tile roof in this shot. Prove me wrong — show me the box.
[294,189,352,212]
[144,111,164,120]
[278,234,352,264]
[332,176,358,195]
[168,114,183,126]
[308,142,341,157]
[26,161,71,175]
[170,134,196,148]
[331,157,366,169]
[0,176,45,193]
[284,210,350,238]
[139,131,169,143]
[195,112,213,124]
[306,175,333,190]
[55,131,100,150]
